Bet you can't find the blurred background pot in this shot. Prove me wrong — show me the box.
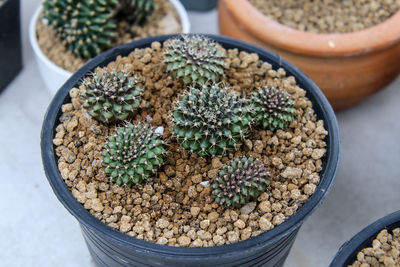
[29,0,190,95]
[218,0,400,111]
[331,210,400,266]
[41,34,339,267]
[180,0,217,11]
[0,0,23,93]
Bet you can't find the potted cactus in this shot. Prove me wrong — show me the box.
[0,0,22,93]
[29,0,190,94]
[41,34,339,266]
[218,0,400,110]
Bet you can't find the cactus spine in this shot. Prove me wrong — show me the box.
[102,122,166,186]
[42,0,119,59]
[251,87,296,131]
[172,83,252,157]
[212,156,270,208]
[164,35,227,86]
[81,68,143,124]
[118,0,155,25]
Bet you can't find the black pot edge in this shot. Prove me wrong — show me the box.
[330,210,400,266]
[40,34,340,258]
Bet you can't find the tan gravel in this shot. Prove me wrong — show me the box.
[350,228,400,267]
[53,41,328,247]
[249,0,400,34]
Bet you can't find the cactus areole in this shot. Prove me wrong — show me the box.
[172,83,253,157]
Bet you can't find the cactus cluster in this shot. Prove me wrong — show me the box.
[172,84,253,157]
[164,35,227,86]
[118,0,155,25]
[42,0,155,59]
[81,68,143,124]
[251,87,296,131]
[212,157,270,208]
[42,0,119,59]
[102,123,166,186]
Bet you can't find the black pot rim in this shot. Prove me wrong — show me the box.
[330,210,400,266]
[41,34,340,258]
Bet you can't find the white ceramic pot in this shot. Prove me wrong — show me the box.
[29,0,191,95]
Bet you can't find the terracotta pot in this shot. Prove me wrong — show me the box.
[218,0,400,110]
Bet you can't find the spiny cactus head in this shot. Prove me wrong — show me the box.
[102,122,166,186]
[81,67,143,124]
[251,87,296,131]
[42,0,118,59]
[164,35,227,86]
[118,0,155,25]
[172,83,253,157]
[212,156,270,208]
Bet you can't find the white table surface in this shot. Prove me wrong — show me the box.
[1,1,399,266]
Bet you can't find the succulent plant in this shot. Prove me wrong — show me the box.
[42,0,119,59]
[172,83,253,157]
[164,35,227,86]
[251,87,296,131]
[102,122,166,186]
[81,68,143,124]
[118,0,155,25]
[212,156,270,208]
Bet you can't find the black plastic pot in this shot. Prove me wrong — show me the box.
[41,34,340,267]
[330,210,400,266]
[180,0,217,11]
[0,0,23,93]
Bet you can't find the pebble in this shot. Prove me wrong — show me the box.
[191,174,202,184]
[178,235,191,246]
[244,139,253,150]
[208,212,219,222]
[272,214,285,225]
[188,186,198,198]
[312,148,326,160]
[240,202,257,214]
[192,239,203,247]
[227,231,239,243]
[207,169,219,179]
[157,237,168,245]
[304,184,316,195]
[156,219,169,229]
[259,217,273,231]
[200,220,210,229]
[253,140,264,153]
[61,148,76,163]
[190,207,200,217]
[234,219,246,229]
[213,235,225,245]
[258,201,271,213]
[198,230,212,241]
[91,198,104,212]
[281,167,302,179]
[216,227,227,236]
[211,158,223,169]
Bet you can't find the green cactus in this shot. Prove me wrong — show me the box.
[102,122,166,186]
[118,0,155,25]
[212,156,270,208]
[172,83,253,157]
[164,35,227,86]
[81,68,143,124]
[251,87,296,131]
[42,0,118,59]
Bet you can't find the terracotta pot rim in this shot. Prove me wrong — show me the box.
[224,0,400,57]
